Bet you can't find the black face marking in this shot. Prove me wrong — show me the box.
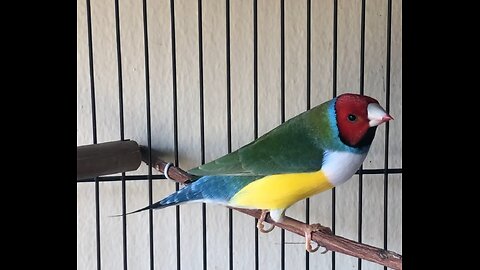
[338,126,378,149]
[354,126,377,148]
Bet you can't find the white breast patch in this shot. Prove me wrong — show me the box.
[322,151,367,186]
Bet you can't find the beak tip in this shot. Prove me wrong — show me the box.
[383,115,394,121]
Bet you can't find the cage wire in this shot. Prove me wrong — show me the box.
[77,0,402,269]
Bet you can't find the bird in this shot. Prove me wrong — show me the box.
[124,93,392,252]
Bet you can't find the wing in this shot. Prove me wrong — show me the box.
[189,109,327,176]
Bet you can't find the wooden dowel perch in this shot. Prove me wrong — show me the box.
[77,140,142,180]
[140,146,402,270]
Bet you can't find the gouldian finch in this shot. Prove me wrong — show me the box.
[127,93,392,252]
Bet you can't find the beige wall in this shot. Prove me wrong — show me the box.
[77,0,402,269]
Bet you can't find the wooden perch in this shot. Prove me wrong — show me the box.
[140,146,402,270]
[139,146,191,184]
[77,140,142,180]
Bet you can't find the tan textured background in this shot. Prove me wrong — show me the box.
[77,0,402,269]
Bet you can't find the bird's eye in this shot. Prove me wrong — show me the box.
[348,114,357,122]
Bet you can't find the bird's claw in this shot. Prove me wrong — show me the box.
[308,223,333,235]
[304,223,332,253]
[257,220,275,233]
[257,210,275,233]
[305,238,320,253]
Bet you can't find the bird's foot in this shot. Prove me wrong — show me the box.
[308,223,332,235]
[256,209,275,233]
[304,223,332,253]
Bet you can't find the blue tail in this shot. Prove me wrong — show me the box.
[113,175,258,217]
[113,185,202,217]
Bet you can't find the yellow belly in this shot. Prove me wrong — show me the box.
[229,170,333,210]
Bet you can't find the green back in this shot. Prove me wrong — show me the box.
[189,101,336,176]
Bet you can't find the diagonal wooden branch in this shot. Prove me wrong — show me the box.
[140,146,402,270]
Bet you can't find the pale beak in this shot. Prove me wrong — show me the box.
[367,103,393,127]
[381,115,394,121]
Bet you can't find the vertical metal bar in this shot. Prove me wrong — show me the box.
[113,0,127,268]
[226,1,233,269]
[280,0,285,125]
[358,0,366,269]
[253,1,259,269]
[306,0,311,111]
[332,0,338,269]
[332,0,337,99]
[169,0,180,269]
[85,0,100,269]
[383,1,392,270]
[305,0,311,268]
[141,0,154,268]
[280,0,285,123]
[280,0,285,269]
[85,2,97,143]
[197,0,207,269]
[359,0,366,96]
